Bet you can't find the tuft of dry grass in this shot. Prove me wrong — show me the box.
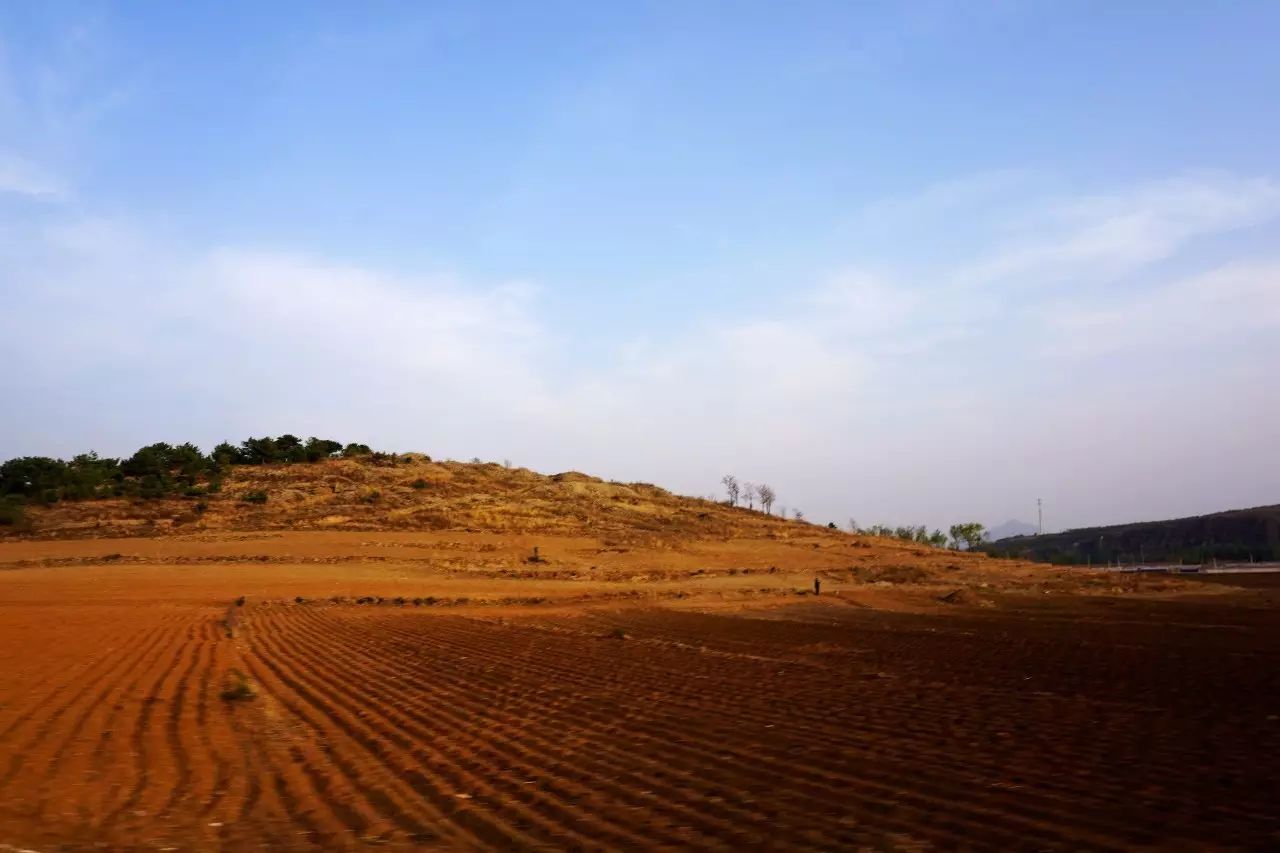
[221,668,255,701]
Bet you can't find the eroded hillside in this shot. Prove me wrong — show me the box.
[12,456,825,542]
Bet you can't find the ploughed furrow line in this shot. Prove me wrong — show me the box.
[193,616,242,824]
[249,608,574,849]
[262,610,651,847]
[1,581,1275,850]
[217,696,329,853]
[0,611,178,777]
[105,613,203,825]
[487,629,1135,847]
[87,612,196,825]
[276,607,1103,850]
[286,607,924,849]
[323,609,1008,848]
[0,630,96,743]
[240,620,464,847]
[221,610,400,849]
[291,607,872,848]
[253,614,592,847]
[391,608,1233,849]
[277,607,757,849]
[0,611,184,816]
[315,609,1066,849]
[245,610,459,845]
[349,610,1128,849]
[283,607,761,844]
[157,615,210,817]
[44,614,202,828]
[219,684,307,851]
[45,607,277,851]
[665,614,1280,837]
[443,614,1197,845]
[582,608,1280,845]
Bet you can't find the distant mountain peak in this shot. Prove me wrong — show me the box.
[989,519,1038,541]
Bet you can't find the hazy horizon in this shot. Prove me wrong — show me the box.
[3,3,1278,533]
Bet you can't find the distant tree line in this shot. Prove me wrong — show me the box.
[719,474,986,550]
[850,522,949,549]
[981,508,1280,565]
[0,435,384,525]
[844,520,987,550]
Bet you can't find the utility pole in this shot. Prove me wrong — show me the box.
[1037,498,1043,536]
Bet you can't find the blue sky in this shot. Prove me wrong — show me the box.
[2,1,1279,532]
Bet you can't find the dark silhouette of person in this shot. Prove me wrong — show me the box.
[813,577,821,595]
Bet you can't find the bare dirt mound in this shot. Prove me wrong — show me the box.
[12,457,808,542]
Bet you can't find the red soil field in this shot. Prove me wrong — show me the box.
[1,532,1277,849]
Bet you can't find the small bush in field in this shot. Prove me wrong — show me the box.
[241,490,268,504]
[221,669,255,701]
[0,499,25,527]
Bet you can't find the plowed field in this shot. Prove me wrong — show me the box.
[1,540,1278,849]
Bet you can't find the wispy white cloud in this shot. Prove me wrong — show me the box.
[0,17,134,204]
[956,172,1280,287]
[2,170,1279,531]
[1042,261,1280,358]
[201,249,547,396]
[0,152,65,198]
[850,169,1033,232]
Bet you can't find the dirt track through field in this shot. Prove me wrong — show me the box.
[2,590,1278,850]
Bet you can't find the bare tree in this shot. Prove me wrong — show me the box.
[847,518,859,533]
[757,484,776,515]
[743,482,757,510]
[794,509,805,521]
[721,474,740,507]
[779,506,788,519]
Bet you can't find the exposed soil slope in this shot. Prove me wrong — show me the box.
[14,457,838,542]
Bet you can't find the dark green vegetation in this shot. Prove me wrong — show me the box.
[855,523,949,548]
[851,522,987,551]
[0,435,386,523]
[984,504,1280,565]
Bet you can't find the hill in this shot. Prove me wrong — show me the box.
[2,446,1168,597]
[2,436,1209,596]
[988,519,1037,541]
[984,504,1280,565]
[7,453,817,543]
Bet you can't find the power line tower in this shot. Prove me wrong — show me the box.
[1037,498,1043,536]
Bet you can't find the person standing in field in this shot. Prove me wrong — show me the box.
[814,577,821,595]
